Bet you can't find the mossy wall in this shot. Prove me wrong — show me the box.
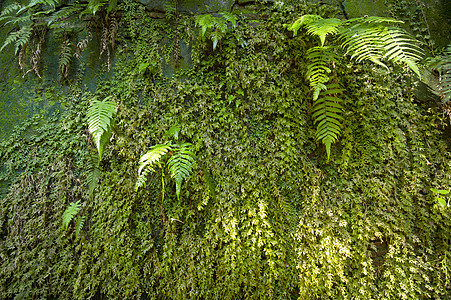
[0,0,450,299]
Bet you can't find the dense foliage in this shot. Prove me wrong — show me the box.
[0,0,450,299]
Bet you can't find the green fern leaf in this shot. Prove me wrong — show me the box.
[289,15,341,46]
[75,215,85,238]
[439,44,451,102]
[379,27,423,77]
[312,84,344,161]
[195,14,214,37]
[166,124,181,141]
[306,46,337,100]
[14,25,32,54]
[87,153,101,195]
[62,200,82,230]
[136,144,171,191]
[87,96,116,160]
[0,3,21,18]
[1,25,32,54]
[339,24,388,69]
[167,143,195,199]
[220,12,237,27]
[339,18,423,77]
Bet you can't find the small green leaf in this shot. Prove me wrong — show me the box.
[437,197,447,208]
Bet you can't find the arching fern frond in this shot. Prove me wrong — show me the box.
[379,27,423,77]
[62,200,81,230]
[75,215,85,238]
[306,46,337,100]
[87,152,101,196]
[87,96,116,160]
[439,44,451,103]
[167,143,195,200]
[0,3,21,20]
[1,25,32,54]
[312,84,344,161]
[339,18,423,77]
[339,23,387,69]
[288,15,341,46]
[136,144,171,191]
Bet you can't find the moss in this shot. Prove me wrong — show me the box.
[343,0,389,18]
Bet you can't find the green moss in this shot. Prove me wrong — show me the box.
[343,0,389,18]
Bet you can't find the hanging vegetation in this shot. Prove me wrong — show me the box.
[0,0,449,299]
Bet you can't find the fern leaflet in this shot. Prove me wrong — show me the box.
[306,46,337,100]
[167,143,195,199]
[87,152,101,195]
[439,44,451,103]
[62,200,81,230]
[75,215,85,238]
[379,27,423,77]
[288,15,341,46]
[312,84,344,161]
[136,144,171,191]
[0,3,21,19]
[87,96,116,160]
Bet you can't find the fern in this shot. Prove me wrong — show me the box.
[1,25,32,54]
[305,46,337,100]
[312,84,344,160]
[75,215,85,238]
[288,14,424,160]
[288,15,341,46]
[62,200,81,230]
[59,38,72,79]
[86,152,101,195]
[379,27,423,77]
[339,23,388,69]
[136,144,171,191]
[87,96,116,160]
[167,143,195,199]
[438,44,451,103]
[340,19,423,77]
[195,12,238,50]
[136,126,196,199]
[48,4,84,27]
[0,3,21,20]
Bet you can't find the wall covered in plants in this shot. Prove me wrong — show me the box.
[0,0,450,299]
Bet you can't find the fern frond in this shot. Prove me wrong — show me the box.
[17,0,57,15]
[136,144,171,191]
[0,25,32,54]
[289,15,341,46]
[62,200,82,230]
[87,96,116,159]
[4,14,31,26]
[339,24,387,69]
[379,27,423,77]
[195,14,214,37]
[345,16,403,25]
[339,19,423,77]
[312,84,344,161]
[0,3,21,18]
[59,39,72,79]
[87,153,101,195]
[48,4,84,27]
[439,44,451,103]
[167,143,195,199]
[14,25,32,55]
[220,12,237,27]
[75,215,85,238]
[306,46,337,100]
[81,0,107,16]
